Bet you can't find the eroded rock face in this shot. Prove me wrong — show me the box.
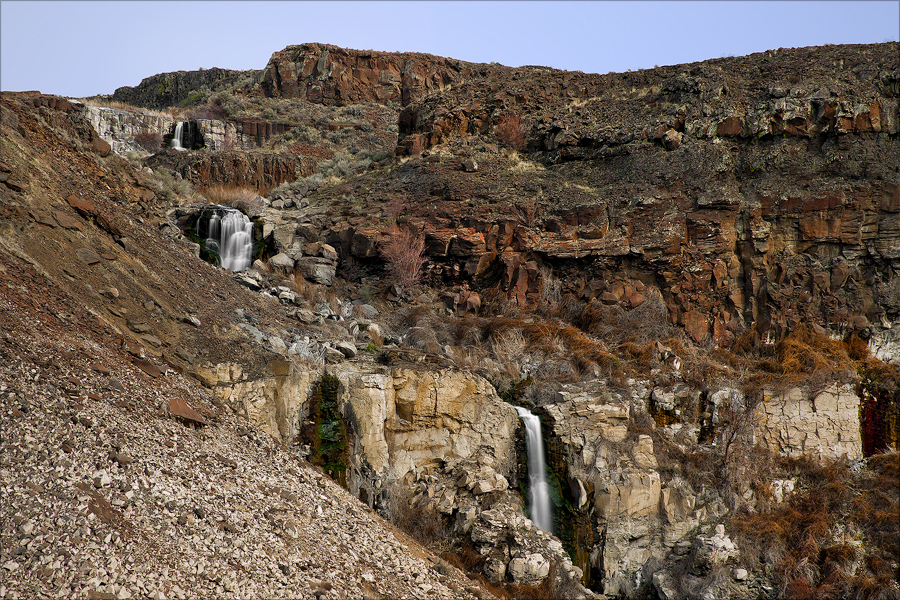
[195,360,318,443]
[299,42,899,347]
[539,380,729,595]
[755,383,863,460]
[332,365,519,483]
[111,67,259,110]
[258,43,498,107]
[146,150,317,190]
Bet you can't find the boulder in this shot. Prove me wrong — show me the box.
[295,257,336,285]
[508,553,550,586]
[268,253,295,276]
[334,341,357,359]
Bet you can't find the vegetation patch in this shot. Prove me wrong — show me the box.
[732,452,900,600]
[308,374,349,487]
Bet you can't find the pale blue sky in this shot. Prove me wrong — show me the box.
[1,1,898,98]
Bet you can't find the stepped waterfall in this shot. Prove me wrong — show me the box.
[516,406,553,532]
[199,206,254,272]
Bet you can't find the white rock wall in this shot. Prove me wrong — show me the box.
[754,383,862,460]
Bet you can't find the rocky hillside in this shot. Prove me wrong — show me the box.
[2,41,899,600]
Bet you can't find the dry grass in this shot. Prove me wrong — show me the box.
[78,97,175,119]
[383,481,452,553]
[732,452,900,600]
[199,184,264,215]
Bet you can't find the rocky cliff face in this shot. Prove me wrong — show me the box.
[292,42,900,351]
[111,67,260,110]
[258,42,498,107]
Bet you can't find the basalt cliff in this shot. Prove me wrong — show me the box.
[1,41,898,600]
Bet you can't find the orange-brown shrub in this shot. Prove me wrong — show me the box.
[732,452,900,600]
[133,130,162,153]
[379,226,425,288]
[494,114,526,151]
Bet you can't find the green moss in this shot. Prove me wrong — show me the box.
[310,374,349,487]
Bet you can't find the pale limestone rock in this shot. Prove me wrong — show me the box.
[632,434,658,468]
[660,484,696,523]
[508,553,550,585]
[594,471,661,518]
[332,366,519,484]
[199,360,316,443]
[771,478,795,503]
[755,383,862,460]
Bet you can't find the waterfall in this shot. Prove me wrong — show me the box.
[516,406,553,532]
[170,122,186,150]
[200,206,254,272]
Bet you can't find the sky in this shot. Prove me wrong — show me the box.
[1,1,898,98]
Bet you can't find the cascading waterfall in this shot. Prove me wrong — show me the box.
[200,206,254,272]
[170,121,186,150]
[516,406,553,532]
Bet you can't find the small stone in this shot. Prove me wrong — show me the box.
[76,248,103,265]
[140,335,162,347]
[53,210,83,230]
[734,567,748,581]
[114,452,134,466]
[127,320,152,334]
[335,341,357,358]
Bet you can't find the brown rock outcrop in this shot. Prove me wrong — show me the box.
[146,149,317,191]
[258,42,500,107]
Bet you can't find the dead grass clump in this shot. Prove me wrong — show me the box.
[199,184,263,215]
[133,130,162,153]
[513,198,541,227]
[455,318,487,348]
[740,324,855,394]
[383,481,451,551]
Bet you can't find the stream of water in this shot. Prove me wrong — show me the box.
[170,121,186,151]
[516,406,553,532]
[201,206,254,272]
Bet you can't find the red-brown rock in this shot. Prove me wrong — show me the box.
[168,398,206,426]
[682,311,710,343]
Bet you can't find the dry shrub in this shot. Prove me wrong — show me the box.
[455,318,486,348]
[385,195,406,223]
[494,114,526,151]
[732,452,900,600]
[380,225,426,288]
[186,97,228,120]
[133,130,162,153]
[514,198,541,227]
[383,481,451,550]
[199,184,263,215]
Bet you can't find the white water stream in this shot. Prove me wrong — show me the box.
[203,207,254,272]
[170,121,186,151]
[516,406,553,532]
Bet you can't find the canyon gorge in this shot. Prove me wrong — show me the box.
[1,40,898,600]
